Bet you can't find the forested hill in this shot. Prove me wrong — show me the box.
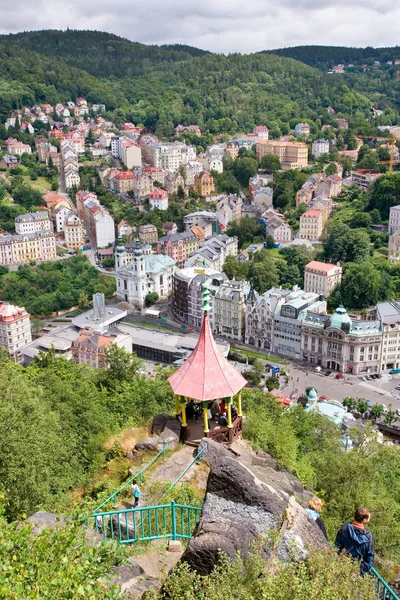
[0,30,399,136]
[262,45,400,70]
[0,30,209,78]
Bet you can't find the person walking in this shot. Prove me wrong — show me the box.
[335,507,375,576]
[306,496,327,540]
[130,479,141,508]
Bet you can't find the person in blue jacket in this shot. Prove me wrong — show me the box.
[335,507,375,576]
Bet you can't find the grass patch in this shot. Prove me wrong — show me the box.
[232,347,288,364]
[129,320,172,332]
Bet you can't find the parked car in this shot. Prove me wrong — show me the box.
[324,370,332,377]
[376,373,382,379]
[381,403,388,413]
[335,373,343,379]
[59,253,65,257]
[314,366,322,372]
[390,368,400,375]
[359,376,366,381]
[394,385,400,391]
[366,400,372,408]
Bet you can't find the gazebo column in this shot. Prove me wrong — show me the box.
[237,391,242,417]
[180,395,187,440]
[226,396,233,428]
[202,401,209,434]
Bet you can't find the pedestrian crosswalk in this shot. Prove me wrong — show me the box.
[359,381,393,398]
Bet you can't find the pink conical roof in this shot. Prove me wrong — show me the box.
[168,312,247,401]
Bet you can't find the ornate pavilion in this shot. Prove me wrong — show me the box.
[168,284,247,443]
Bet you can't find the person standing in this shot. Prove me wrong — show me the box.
[335,507,375,576]
[306,496,327,540]
[130,479,141,508]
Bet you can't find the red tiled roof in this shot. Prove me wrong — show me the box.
[168,312,246,401]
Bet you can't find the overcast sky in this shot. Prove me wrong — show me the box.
[1,0,399,53]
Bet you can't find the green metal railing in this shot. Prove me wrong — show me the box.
[92,440,170,514]
[161,446,206,499]
[372,567,400,600]
[89,501,201,544]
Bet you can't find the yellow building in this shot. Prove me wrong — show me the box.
[64,213,84,250]
[256,141,308,170]
[194,171,215,197]
[298,209,323,241]
[0,232,56,265]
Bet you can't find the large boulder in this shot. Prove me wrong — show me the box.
[151,414,172,435]
[27,511,67,534]
[180,439,327,575]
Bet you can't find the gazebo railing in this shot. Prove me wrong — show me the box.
[207,416,242,444]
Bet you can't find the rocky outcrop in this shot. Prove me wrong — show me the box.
[133,415,182,454]
[180,439,327,575]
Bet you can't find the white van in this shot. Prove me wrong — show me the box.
[314,366,322,373]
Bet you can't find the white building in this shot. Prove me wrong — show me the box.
[245,287,291,350]
[389,205,400,235]
[54,205,72,233]
[119,137,142,169]
[304,261,342,297]
[76,191,115,249]
[273,289,326,359]
[185,234,238,271]
[149,188,169,211]
[377,301,400,371]
[111,136,120,158]
[15,212,52,235]
[115,239,175,309]
[0,301,32,362]
[312,139,330,159]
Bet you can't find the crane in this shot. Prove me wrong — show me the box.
[357,133,398,172]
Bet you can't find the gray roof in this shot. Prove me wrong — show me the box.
[15,211,49,223]
[159,231,196,243]
[376,301,400,324]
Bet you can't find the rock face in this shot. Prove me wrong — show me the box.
[180,439,327,575]
[133,415,182,454]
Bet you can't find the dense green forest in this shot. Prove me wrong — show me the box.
[0,30,399,136]
[263,45,400,70]
[0,255,115,315]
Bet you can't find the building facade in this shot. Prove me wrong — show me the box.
[214,280,250,342]
[312,139,330,159]
[389,205,400,235]
[15,212,52,235]
[301,306,382,374]
[64,212,84,250]
[149,188,169,211]
[72,327,132,368]
[377,302,400,371]
[0,301,32,362]
[273,289,326,359]
[157,232,199,268]
[304,261,342,297]
[116,240,175,309]
[0,231,56,265]
[256,141,308,170]
[194,171,215,196]
[298,209,324,241]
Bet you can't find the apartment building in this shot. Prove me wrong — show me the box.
[5,138,32,155]
[171,266,226,326]
[119,137,142,169]
[0,231,56,265]
[377,302,400,371]
[115,171,135,193]
[388,230,400,263]
[0,302,32,362]
[273,289,326,359]
[301,306,382,374]
[194,171,215,196]
[213,280,250,342]
[351,169,380,189]
[138,224,158,244]
[216,195,243,229]
[149,188,169,211]
[312,139,330,159]
[261,208,292,242]
[389,205,400,234]
[157,231,199,268]
[294,123,310,137]
[76,191,115,248]
[72,327,132,368]
[298,209,324,241]
[256,140,308,170]
[64,212,84,250]
[183,211,218,231]
[15,212,52,235]
[304,261,342,297]
[245,287,291,350]
[185,234,238,271]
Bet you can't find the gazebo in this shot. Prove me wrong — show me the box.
[168,283,247,443]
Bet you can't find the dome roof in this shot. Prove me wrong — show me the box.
[330,304,352,329]
[133,239,143,257]
[307,387,318,401]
